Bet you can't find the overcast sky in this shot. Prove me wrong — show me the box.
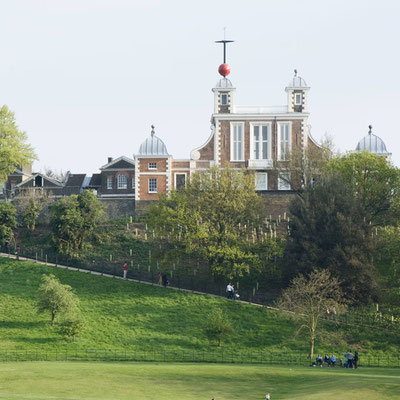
[1,0,399,174]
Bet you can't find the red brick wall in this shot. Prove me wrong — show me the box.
[139,175,167,201]
[138,158,167,172]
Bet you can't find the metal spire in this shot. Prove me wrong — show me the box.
[215,28,234,63]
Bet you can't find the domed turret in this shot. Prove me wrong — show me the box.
[285,70,310,113]
[138,126,169,156]
[355,125,391,157]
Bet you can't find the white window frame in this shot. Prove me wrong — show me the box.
[117,173,128,190]
[250,122,272,161]
[278,173,291,190]
[230,122,245,161]
[294,93,302,105]
[174,172,187,189]
[148,162,157,170]
[255,173,268,191]
[148,178,157,193]
[106,177,113,190]
[277,122,292,161]
[221,93,228,105]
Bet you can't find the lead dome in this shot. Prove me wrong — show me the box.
[138,126,169,156]
[355,125,391,157]
[286,70,308,88]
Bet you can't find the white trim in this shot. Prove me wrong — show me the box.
[139,172,168,176]
[171,167,191,171]
[174,172,187,189]
[277,122,292,161]
[213,113,308,120]
[135,155,169,159]
[100,168,135,172]
[15,173,64,188]
[230,122,245,161]
[249,122,272,162]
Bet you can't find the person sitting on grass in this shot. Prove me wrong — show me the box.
[324,354,331,366]
[330,354,336,367]
[316,354,323,367]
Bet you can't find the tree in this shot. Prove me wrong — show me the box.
[277,134,334,190]
[277,268,346,359]
[59,317,85,341]
[0,105,37,181]
[37,274,79,326]
[148,165,264,280]
[0,202,17,244]
[283,174,377,304]
[325,151,400,225]
[204,308,233,347]
[50,190,104,258]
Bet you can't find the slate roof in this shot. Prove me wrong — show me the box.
[65,174,86,187]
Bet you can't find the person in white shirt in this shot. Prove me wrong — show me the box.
[226,283,233,299]
[266,393,271,400]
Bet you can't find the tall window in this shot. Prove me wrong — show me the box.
[278,123,291,160]
[231,123,244,161]
[255,173,268,190]
[132,178,135,190]
[295,93,302,105]
[117,174,127,189]
[253,125,270,160]
[149,178,157,193]
[175,174,186,189]
[278,173,291,190]
[221,93,228,105]
[107,177,113,189]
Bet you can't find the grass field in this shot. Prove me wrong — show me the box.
[0,362,399,400]
[0,257,399,359]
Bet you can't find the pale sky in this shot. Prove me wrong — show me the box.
[1,0,399,175]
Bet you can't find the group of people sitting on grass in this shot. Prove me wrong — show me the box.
[313,350,359,368]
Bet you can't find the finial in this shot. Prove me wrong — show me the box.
[294,69,298,77]
[368,125,372,135]
[151,125,155,137]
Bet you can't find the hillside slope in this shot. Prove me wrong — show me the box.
[0,257,399,359]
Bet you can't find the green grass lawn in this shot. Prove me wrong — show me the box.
[0,257,399,360]
[0,362,399,400]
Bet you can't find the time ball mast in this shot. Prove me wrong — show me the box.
[215,38,234,77]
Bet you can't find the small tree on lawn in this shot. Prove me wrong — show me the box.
[204,308,233,347]
[59,317,85,341]
[37,274,79,326]
[277,268,346,360]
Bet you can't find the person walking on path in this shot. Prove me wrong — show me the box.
[123,262,128,279]
[226,283,234,299]
[266,393,271,400]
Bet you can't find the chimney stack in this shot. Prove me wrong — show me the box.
[108,157,113,163]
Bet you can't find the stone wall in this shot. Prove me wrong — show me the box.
[99,198,135,219]
[258,190,297,219]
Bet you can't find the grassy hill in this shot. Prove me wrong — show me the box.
[0,257,399,361]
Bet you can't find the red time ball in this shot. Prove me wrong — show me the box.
[218,63,231,77]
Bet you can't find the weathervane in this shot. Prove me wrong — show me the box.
[151,125,155,137]
[368,125,372,135]
[215,28,234,77]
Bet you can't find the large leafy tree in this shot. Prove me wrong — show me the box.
[277,269,346,359]
[148,166,265,280]
[50,191,104,258]
[283,174,377,304]
[0,105,37,181]
[325,152,400,225]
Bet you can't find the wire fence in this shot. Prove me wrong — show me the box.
[0,349,399,368]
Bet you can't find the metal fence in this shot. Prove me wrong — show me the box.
[0,349,399,368]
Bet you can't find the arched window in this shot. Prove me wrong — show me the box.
[117,174,127,189]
